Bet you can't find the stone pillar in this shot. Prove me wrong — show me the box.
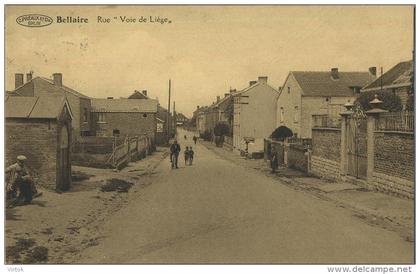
[365,108,387,183]
[339,111,352,179]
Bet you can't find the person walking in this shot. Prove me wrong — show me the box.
[270,149,278,173]
[169,140,181,169]
[193,136,197,145]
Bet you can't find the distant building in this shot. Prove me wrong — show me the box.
[5,95,73,191]
[10,73,92,140]
[233,76,280,153]
[176,113,189,126]
[362,60,413,109]
[194,106,208,137]
[277,68,376,138]
[91,98,158,143]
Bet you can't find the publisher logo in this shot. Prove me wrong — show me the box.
[16,14,53,27]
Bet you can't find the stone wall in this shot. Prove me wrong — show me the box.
[311,128,341,162]
[371,131,414,198]
[310,156,340,181]
[6,118,58,189]
[287,144,308,173]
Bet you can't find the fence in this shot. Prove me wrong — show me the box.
[375,111,414,132]
[312,114,341,128]
[108,135,151,169]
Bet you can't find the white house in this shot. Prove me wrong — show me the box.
[233,76,280,154]
[276,68,376,138]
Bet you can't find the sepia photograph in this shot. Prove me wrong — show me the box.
[2,2,416,271]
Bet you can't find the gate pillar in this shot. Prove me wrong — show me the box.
[339,109,352,179]
[365,101,387,183]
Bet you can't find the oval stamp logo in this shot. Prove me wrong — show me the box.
[16,14,53,27]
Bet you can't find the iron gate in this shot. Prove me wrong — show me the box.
[347,117,367,179]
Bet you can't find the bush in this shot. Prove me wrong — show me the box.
[213,122,230,136]
[355,90,402,112]
[406,94,414,111]
[270,126,293,141]
[203,130,212,141]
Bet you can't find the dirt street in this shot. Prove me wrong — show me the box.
[74,129,414,264]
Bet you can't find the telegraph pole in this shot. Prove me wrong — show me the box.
[167,79,171,142]
[173,101,176,137]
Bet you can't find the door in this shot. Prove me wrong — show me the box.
[59,126,70,190]
[347,117,367,179]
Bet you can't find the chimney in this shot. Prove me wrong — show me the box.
[258,76,268,84]
[197,105,200,110]
[331,68,339,80]
[107,97,114,99]
[369,67,377,77]
[26,72,33,82]
[53,73,62,86]
[142,90,147,96]
[249,81,257,87]
[216,96,220,102]
[15,73,24,89]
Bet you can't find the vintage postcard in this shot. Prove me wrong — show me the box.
[3,4,415,269]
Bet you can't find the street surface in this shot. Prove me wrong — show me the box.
[78,129,414,264]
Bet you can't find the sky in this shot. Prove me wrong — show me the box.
[5,5,414,116]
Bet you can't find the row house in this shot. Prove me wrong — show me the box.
[276,68,376,138]
[91,98,158,143]
[10,73,92,141]
[194,106,208,137]
[361,60,413,109]
[233,76,280,153]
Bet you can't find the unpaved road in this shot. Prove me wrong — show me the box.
[76,129,414,264]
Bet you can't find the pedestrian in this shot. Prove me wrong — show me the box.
[193,136,197,145]
[5,155,38,205]
[184,134,187,140]
[188,146,194,165]
[169,140,181,169]
[184,146,190,165]
[270,150,278,173]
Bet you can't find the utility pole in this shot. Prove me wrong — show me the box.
[173,101,176,137]
[380,67,383,92]
[167,79,171,142]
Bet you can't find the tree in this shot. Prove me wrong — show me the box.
[214,122,230,136]
[354,90,402,112]
[270,126,293,141]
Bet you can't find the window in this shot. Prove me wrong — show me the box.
[294,106,299,123]
[288,87,291,94]
[83,108,88,122]
[113,129,120,137]
[280,107,284,123]
[98,113,106,123]
[143,113,148,118]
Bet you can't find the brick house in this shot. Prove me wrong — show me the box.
[276,68,376,138]
[361,60,413,109]
[91,98,158,143]
[5,95,73,191]
[233,76,280,153]
[202,92,235,139]
[127,90,172,144]
[194,106,208,137]
[10,73,92,140]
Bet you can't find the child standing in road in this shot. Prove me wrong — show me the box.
[188,146,194,165]
[184,146,190,165]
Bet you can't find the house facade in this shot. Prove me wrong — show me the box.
[361,60,413,109]
[5,96,73,191]
[276,68,376,138]
[233,76,280,153]
[11,73,92,140]
[91,98,158,143]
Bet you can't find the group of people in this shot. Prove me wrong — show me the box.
[169,139,196,169]
[5,155,40,207]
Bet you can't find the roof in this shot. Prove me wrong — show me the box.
[39,77,90,99]
[290,71,375,97]
[91,98,158,113]
[128,90,149,99]
[234,81,280,97]
[362,60,413,91]
[5,95,73,119]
